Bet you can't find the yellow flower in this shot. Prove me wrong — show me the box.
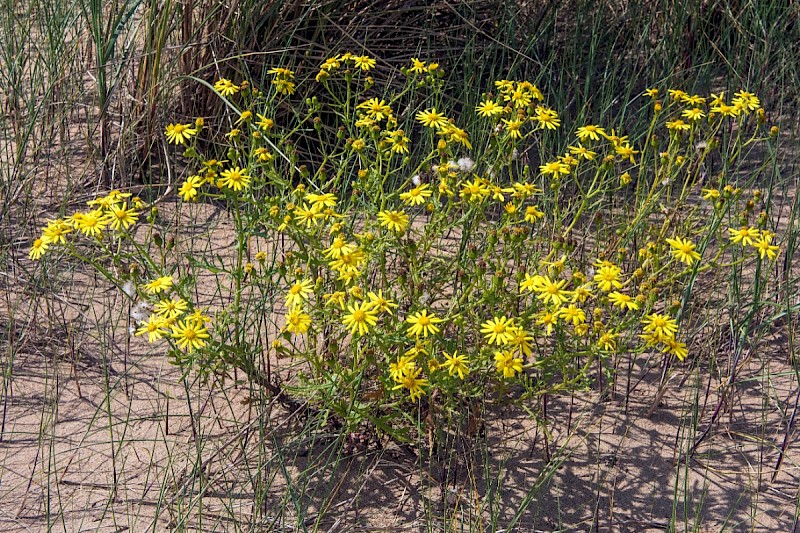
[494,350,523,378]
[732,90,760,112]
[170,319,210,351]
[533,106,560,129]
[558,304,586,326]
[391,366,428,401]
[502,118,524,139]
[103,202,139,231]
[286,279,314,308]
[507,326,533,357]
[480,316,516,345]
[142,276,173,294]
[459,178,491,203]
[568,144,597,160]
[536,310,557,336]
[41,219,72,244]
[642,313,678,341]
[357,97,392,121]
[661,337,688,361]
[608,291,639,311]
[575,124,606,142]
[342,301,379,336]
[256,114,274,131]
[406,309,443,338]
[524,205,544,223]
[416,108,449,129]
[214,78,240,96]
[155,297,188,319]
[614,143,639,164]
[366,290,398,315]
[666,119,691,131]
[219,166,251,191]
[409,57,426,73]
[711,103,740,117]
[135,314,169,343]
[165,123,198,145]
[519,273,542,293]
[728,226,760,246]
[476,99,504,118]
[439,124,472,149]
[593,264,623,292]
[400,183,432,206]
[752,237,779,260]
[389,354,417,382]
[324,236,355,259]
[324,291,347,310]
[681,108,706,121]
[293,203,323,227]
[643,88,659,98]
[179,175,203,202]
[442,351,469,380]
[353,55,376,70]
[668,89,688,101]
[534,275,571,306]
[539,161,570,177]
[267,67,295,78]
[701,188,720,200]
[665,236,701,265]
[285,308,311,334]
[254,147,273,162]
[377,210,409,233]
[29,237,48,260]
[71,209,106,237]
[598,331,618,351]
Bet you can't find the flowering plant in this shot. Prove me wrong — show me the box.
[32,54,782,444]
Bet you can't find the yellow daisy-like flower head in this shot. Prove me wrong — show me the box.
[353,55,376,71]
[377,210,409,234]
[218,166,251,191]
[285,308,311,335]
[165,123,198,145]
[752,237,779,260]
[103,202,139,231]
[214,78,240,96]
[476,99,504,118]
[608,291,639,311]
[286,278,314,308]
[575,124,606,142]
[480,316,516,346]
[179,175,203,202]
[494,350,523,378]
[416,108,449,129]
[593,264,623,292]
[399,183,432,206]
[534,275,571,306]
[728,226,760,246]
[442,351,469,380]
[406,309,443,338]
[29,237,48,260]
[665,236,701,265]
[171,319,210,352]
[135,314,169,343]
[391,366,428,401]
[642,313,679,342]
[142,276,174,294]
[155,297,188,319]
[342,301,379,336]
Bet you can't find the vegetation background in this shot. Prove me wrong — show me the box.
[1,0,799,531]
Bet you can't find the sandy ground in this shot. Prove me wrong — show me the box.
[1,325,799,532]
